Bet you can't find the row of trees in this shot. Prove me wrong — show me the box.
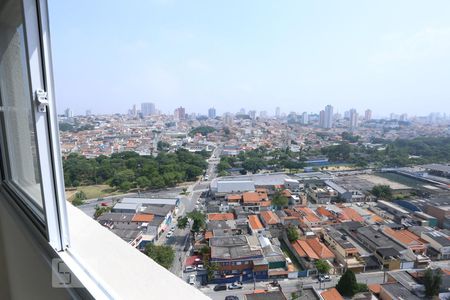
[321,137,450,168]
[59,122,95,132]
[218,147,307,175]
[63,150,208,191]
[189,126,216,137]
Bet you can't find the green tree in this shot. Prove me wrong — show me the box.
[315,259,331,275]
[157,141,170,151]
[272,191,289,209]
[286,226,299,242]
[177,210,207,240]
[136,176,150,189]
[199,245,211,256]
[336,269,358,297]
[189,126,216,137]
[145,244,175,269]
[206,262,219,282]
[371,185,393,200]
[424,268,442,298]
[177,216,189,230]
[119,181,132,191]
[72,190,87,206]
[94,206,111,219]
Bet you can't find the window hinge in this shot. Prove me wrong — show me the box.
[35,89,49,112]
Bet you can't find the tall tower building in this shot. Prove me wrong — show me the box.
[64,108,73,118]
[321,105,334,128]
[350,109,358,129]
[302,112,309,125]
[174,106,186,120]
[208,107,216,119]
[400,113,408,122]
[141,102,156,116]
[319,110,326,128]
[364,109,372,121]
[275,107,280,118]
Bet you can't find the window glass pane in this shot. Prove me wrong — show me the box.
[0,0,43,208]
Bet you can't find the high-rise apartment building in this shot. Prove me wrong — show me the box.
[319,105,333,128]
[141,102,156,116]
[350,109,358,129]
[64,108,73,118]
[302,112,309,125]
[400,113,408,122]
[319,110,325,127]
[208,107,216,119]
[275,107,280,118]
[248,110,257,120]
[365,109,372,121]
[324,105,333,128]
[174,106,186,120]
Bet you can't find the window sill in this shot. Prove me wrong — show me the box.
[63,203,209,299]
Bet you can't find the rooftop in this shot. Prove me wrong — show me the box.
[207,213,235,221]
[260,211,281,225]
[321,288,344,300]
[381,283,421,300]
[248,215,264,230]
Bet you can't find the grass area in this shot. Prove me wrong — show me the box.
[66,184,122,202]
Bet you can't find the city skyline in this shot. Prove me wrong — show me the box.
[65,102,446,120]
[50,1,450,116]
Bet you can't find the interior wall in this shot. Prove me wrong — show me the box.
[0,193,73,300]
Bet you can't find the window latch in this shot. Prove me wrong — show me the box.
[35,89,49,113]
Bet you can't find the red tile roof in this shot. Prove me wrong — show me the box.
[248,215,264,230]
[316,206,333,218]
[368,284,381,294]
[340,207,364,222]
[260,211,280,225]
[207,213,235,221]
[132,214,154,222]
[227,194,242,201]
[243,192,262,203]
[306,238,335,260]
[321,288,344,300]
[292,240,319,260]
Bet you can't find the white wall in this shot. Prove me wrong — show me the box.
[0,193,75,300]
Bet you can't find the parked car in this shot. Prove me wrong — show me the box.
[228,282,243,290]
[184,266,196,273]
[188,274,196,285]
[265,285,279,292]
[166,231,173,238]
[213,284,227,291]
[196,264,205,271]
[225,296,239,300]
[318,274,331,282]
[100,202,108,207]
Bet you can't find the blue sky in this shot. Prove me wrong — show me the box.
[49,0,450,117]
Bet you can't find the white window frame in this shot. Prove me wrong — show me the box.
[0,0,69,252]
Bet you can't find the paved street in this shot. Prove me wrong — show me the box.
[201,272,386,300]
[165,145,222,278]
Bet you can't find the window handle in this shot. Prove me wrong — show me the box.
[35,89,49,112]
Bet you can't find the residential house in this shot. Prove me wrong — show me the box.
[260,211,281,229]
[323,227,365,273]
